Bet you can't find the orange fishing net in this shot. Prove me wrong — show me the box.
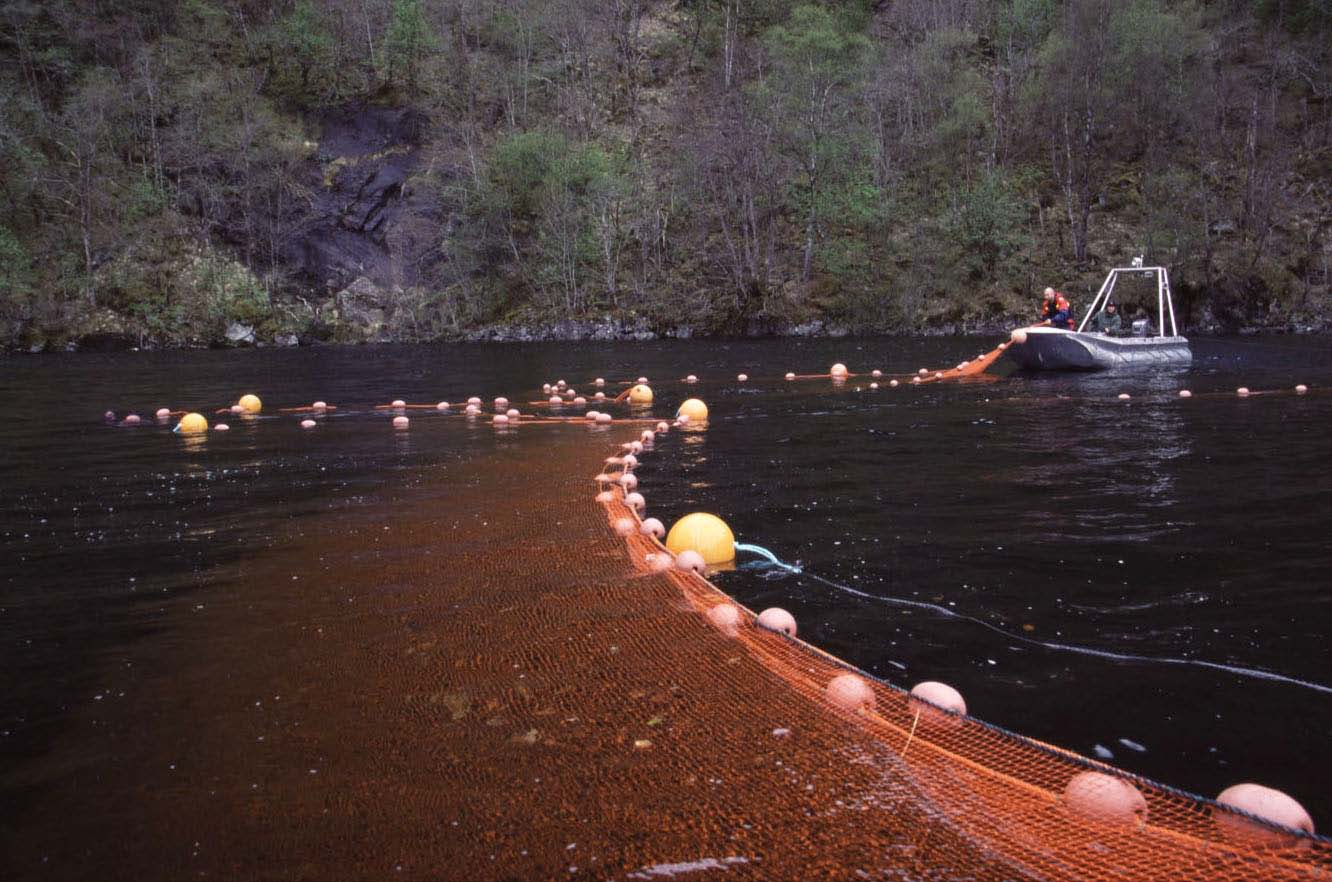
[5,409,1325,881]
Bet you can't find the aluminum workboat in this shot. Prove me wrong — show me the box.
[1006,265,1191,371]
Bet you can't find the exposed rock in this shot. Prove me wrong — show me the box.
[225,322,256,345]
[273,333,300,347]
[464,315,658,343]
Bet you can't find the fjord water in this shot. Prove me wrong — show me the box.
[2,336,1330,861]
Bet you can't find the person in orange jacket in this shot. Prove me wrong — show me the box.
[1038,287,1074,329]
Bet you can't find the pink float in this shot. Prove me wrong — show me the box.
[1063,771,1149,828]
[676,550,706,574]
[1216,783,1314,845]
[707,604,740,635]
[826,673,876,713]
[639,517,665,538]
[756,607,797,637]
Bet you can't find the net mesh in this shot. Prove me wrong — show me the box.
[4,416,1326,881]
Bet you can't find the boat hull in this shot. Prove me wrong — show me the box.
[1007,329,1191,371]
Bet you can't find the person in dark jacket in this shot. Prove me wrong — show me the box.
[1090,301,1123,335]
[1039,287,1074,329]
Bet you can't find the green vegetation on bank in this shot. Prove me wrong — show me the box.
[1,0,1328,348]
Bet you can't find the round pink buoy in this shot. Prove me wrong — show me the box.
[493,414,509,425]
[392,399,406,407]
[1178,390,1192,398]
[707,603,740,635]
[573,396,586,405]
[918,368,929,376]
[467,396,481,406]
[595,377,606,387]
[507,408,520,418]
[826,673,876,713]
[911,377,922,385]
[656,421,669,433]
[629,441,643,455]
[619,473,638,491]
[1237,387,1250,397]
[624,492,645,510]
[637,376,648,384]
[908,681,967,724]
[686,374,698,383]
[104,410,116,422]
[830,363,849,378]
[543,384,552,395]
[313,401,328,410]
[465,404,480,415]
[676,550,706,574]
[613,517,636,537]
[156,407,171,420]
[1215,783,1314,845]
[123,414,141,426]
[1295,384,1308,394]
[595,491,614,504]
[556,380,567,390]
[586,411,600,421]
[214,423,230,431]
[622,454,638,469]
[301,419,317,429]
[392,416,409,430]
[1118,393,1131,400]
[870,382,879,390]
[890,379,900,388]
[1063,771,1149,828]
[230,404,244,414]
[737,373,748,382]
[595,391,606,400]
[437,401,450,411]
[596,413,613,424]
[785,372,796,381]
[549,396,562,405]
[641,430,655,444]
[647,552,674,572]
[872,369,883,378]
[757,607,797,637]
[935,372,944,379]
[495,397,509,409]
[640,517,665,538]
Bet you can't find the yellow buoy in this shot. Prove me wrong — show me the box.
[628,384,653,404]
[239,394,262,414]
[677,398,708,422]
[665,512,735,565]
[177,412,208,434]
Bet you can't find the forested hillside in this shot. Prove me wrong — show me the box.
[2,0,1329,349]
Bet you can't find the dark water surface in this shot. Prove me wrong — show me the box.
[2,336,1330,861]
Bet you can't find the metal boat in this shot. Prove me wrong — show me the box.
[1005,265,1191,371]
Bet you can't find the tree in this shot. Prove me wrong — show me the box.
[384,0,437,90]
[761,5,871,282]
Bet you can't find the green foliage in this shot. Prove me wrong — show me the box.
[385,0,438,88]
[0,226,33,298]
[270,0,334,96]
[947,170,1029,279]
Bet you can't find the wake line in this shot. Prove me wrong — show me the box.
[784,568,1332,697]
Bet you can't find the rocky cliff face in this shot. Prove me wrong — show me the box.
[283,104,448,342]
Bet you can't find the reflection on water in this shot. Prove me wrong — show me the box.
[1,335,1330,856]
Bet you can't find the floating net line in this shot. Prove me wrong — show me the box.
[595,436,1331,882]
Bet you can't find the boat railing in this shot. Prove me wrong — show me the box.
[1076,266,1179,338]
